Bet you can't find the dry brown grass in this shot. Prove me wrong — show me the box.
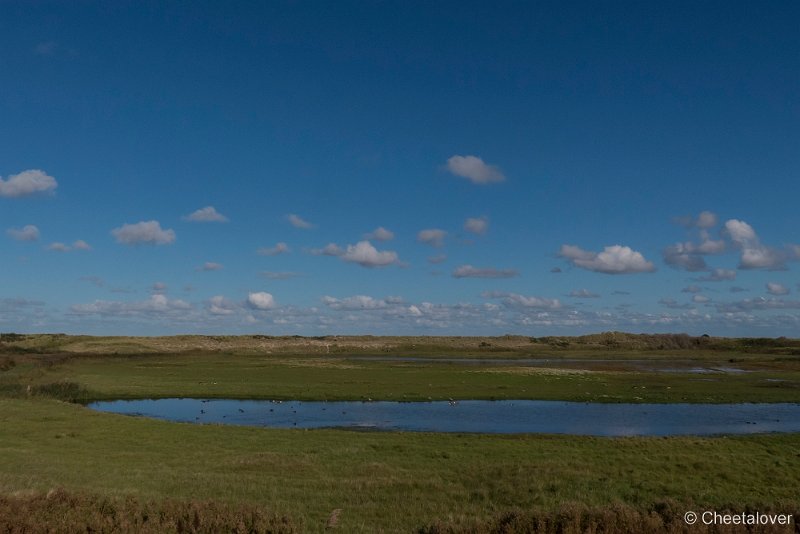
[0,489,297,533]
[420,501,800,533]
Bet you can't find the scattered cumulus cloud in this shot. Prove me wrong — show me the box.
[0,170,57,198]
[682,285,703,294]
[247,292,276,310]
[692,295,710,303]
[446,155,505,184]
[418,229,446,247]
[428,254,447,264]
[464,216,488,235]
[569,289,600,298]
[310,243,344,256]
[322,295,389,310]
[208,295,237,315]
[287,214,314,229]
[47,242,70,252]
[559,244,655,274]
[453,265,518,279]
[70,294,191,316]
[7,225,40,242]
[482,291,562,309]
[112,220,175,245]
[258,242,290,256]
[714,297,800,313]
[364,227,394,241]
[340,241,400,268]
[183,206,228,222]
[724,219,786,270]
[151,282,168,293]
[766,282,790,296]
[46,239,91,252]
[674,210,718,229]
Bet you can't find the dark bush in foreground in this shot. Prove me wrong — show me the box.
[419,501,800,534]
[0,489,297,533]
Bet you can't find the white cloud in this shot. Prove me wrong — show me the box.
[663,243,707,272]
[199,262,223,271]
[258,242,290,256]
[559,244,656,274]
[208,295,237,315]
[47,242,70,252]
[7,225,40,242]
[715,297,800,313]
[675,210,718,229]
[483,291,562,309]
[340,241,400,268]
[766,282,789,296]
[46,239,91,252]
[663,236,726,272]
[464,216,488,235]
[695,268,737,282]
[682,285,702,294]
[112,220,176,245]
[692,295,710,303]
[452,265,518,279]
[70,294,191,316]
[310,243,344,256]
[183,206,228,222]
[696,211,718,229]
[322,295,388,310]
[445,155,505,184]
[428,254,447,264]
[418,229,446,247]
[0,170,57,198]
[287,214,314,229]
[152,282,168,293]
[364,227,394,241]
[724,219,786,270]
[569,289,600,298]
[247,292,276,310]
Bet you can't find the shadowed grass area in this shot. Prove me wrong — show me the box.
[0,489,296,533]
[1,399,799,532]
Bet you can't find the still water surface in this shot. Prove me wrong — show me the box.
[88,399,800,436]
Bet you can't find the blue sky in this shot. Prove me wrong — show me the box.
[1,1,799,336]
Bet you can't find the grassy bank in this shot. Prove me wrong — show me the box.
[1,398,799,532]
[2,350,799,403]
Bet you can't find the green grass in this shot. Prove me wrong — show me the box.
[1,341,799,531]
[4,351,799,403]
[1,398,799,532]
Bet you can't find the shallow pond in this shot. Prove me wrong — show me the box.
[87,399,800,436]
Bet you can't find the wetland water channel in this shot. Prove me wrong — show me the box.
[88,399,800,436]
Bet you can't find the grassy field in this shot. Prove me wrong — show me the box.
[1,399,799,532]
[1,333,799,532]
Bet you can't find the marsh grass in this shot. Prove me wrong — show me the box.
[0,489,297,533]
[420,501,800,533]
[1,399,799,532]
